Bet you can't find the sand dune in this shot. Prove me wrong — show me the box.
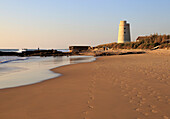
[0,49,169,119]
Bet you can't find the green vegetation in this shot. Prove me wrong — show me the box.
[96,34,170,49]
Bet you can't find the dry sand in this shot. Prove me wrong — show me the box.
[0,49,169,119]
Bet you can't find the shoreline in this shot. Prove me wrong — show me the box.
[0,49,169,119]
[0,56,96,90]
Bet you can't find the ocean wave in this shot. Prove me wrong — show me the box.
[0,57,29,64]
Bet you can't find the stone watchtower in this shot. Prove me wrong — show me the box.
[118,21,131,43]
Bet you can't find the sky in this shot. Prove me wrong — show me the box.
[0,0,170,49]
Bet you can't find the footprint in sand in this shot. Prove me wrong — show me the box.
[129,100,133,103]
[125,84,129,89]
[87,101,90,104]
[141,98,146,101]
[83,111,88,115]
[88,105,94,109]
[136,94,142,98]
[149,104,156,109]
[151,109,158,113]
[141,112,149,116]
[157,96,161,99]
[135,108,141,112]
[139,100,145,105]
[83,117,89,119]
[152,91,157,94]
[137,103,142,107]
[163,116,169,119]
[90,96,94,100]
[147,86,152,90]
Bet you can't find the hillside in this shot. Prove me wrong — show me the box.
[96,34,170,49]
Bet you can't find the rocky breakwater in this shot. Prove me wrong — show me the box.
[0,50,71,57]
[94,51,146,56]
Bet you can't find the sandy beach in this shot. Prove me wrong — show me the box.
[0,50,169,119]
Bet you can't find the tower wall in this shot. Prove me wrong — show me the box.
[118,21,131,43]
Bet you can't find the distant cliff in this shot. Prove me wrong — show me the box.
[96,34,170,49]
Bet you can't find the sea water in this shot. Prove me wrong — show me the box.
[0,50,95,89]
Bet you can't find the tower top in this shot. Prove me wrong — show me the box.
[120,21,127,25]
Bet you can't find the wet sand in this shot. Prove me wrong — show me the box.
[0,50,169,119]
